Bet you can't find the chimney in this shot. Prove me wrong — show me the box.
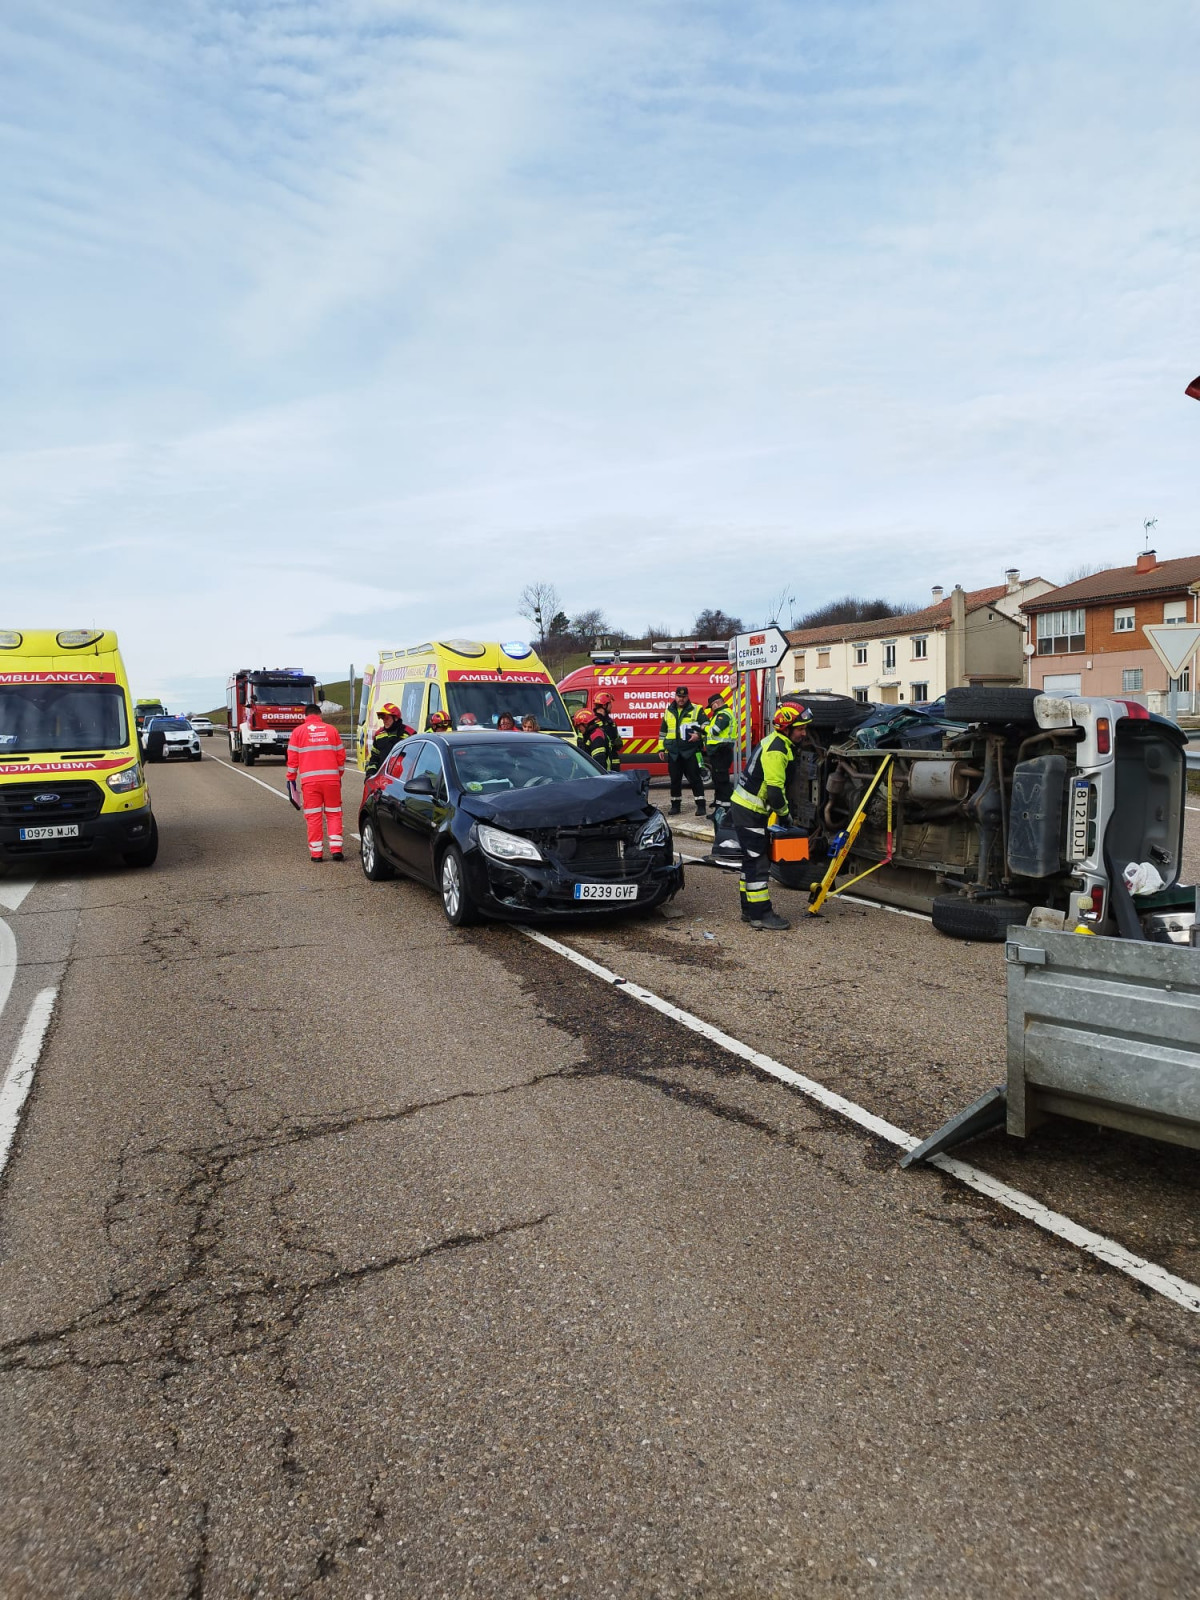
[1136,549,1158,574]
[1005,568,1020,593]
[931,585,945,603]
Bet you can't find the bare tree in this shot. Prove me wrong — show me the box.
[795,595,911,629]
[518,582,559,651]
[1060,561,1111,584]
[693,608,744,639]
[568,608,612,643]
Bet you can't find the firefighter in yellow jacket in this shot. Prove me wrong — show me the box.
[729,703,812,930]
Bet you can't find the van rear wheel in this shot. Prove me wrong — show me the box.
[122,817,159,870]
[931,894,1030,941]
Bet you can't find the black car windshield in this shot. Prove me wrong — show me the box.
[0,684,129,753]
[251,682,315,705]
[449,738,603,792]
[149,718,192,732]
[445,683,571,732]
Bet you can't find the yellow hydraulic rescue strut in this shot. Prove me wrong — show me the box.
[807,753,894,915]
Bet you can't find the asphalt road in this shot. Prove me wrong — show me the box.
[0,750,1197,1598]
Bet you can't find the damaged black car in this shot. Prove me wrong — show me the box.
[358,731,684,925]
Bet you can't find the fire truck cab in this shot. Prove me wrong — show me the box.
[227,668,321,766]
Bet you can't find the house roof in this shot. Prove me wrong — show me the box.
[787,586,1016,649]
[1021,555,1200,613]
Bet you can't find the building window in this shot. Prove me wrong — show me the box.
[1163,600,1188,624]
[911,682,929,702]
[853,687,870,704]
[854,645,868,666]
[882,641,897,673]
[1036,608,1085,654]
[1170,669,1191,693]
[792,651,805,683]
[1114,607,1135,633]
[1122,669,1144,693]
[817,650,830,669]
[911,636,928,660]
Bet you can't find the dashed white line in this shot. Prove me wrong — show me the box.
[519,925,1200,1316]
[0,917,15,1028]
[0,987,57,1179]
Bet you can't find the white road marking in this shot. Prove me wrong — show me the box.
[1187,806,1200,814]
[0,987,57,1179]
[0,880,36,912]
[519,925,1200,1317]
[0,917,15,1028]
[209,754,296,799]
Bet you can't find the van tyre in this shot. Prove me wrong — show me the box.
[122,817,159,870]
[359,820,396,881]
[440,846,479,926]
[943,686,1040,727]
[789,694,872,731]
[229,738,241,763]
[243,747,256,767]
[931,893,1031,942]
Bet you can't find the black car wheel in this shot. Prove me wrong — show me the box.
[440,845,479,926]
[244,747,257,767]
[359,819,395,881]
[943,686,1040,727]
[931,893,1031,941]
[122,816,159,870]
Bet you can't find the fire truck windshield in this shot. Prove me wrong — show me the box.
[251,683,314,705]
[0,684,129,753]
[445,683,571,732]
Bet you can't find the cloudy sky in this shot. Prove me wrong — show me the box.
[2,0,1197,710]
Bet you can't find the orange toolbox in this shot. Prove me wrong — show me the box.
[769,826,810,863]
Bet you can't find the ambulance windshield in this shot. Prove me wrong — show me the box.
[0,684,129,753]
[446,683,571,732]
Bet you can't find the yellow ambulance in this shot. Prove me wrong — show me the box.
[356,639,573,768]
[0,629,157,868]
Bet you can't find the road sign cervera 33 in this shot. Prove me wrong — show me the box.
[731,627,789,672]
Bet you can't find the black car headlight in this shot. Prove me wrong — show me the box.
[477,823,543,863]
[639,811,670,849]
[106,764,144,793]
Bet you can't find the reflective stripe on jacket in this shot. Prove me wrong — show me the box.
[659,702,705,755]
[704,706,736,746]
[731,731,793,815]
[596,711,622,771]
[286,714,347,784]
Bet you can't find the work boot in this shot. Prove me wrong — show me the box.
[694,797,707,816]
[749,908,791,931]
[331,853,345,862]
[310,856,323,865]
[669,798,682,815]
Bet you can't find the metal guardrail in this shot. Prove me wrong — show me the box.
[1006,928,1200,1150]
[1187,749,1200,772]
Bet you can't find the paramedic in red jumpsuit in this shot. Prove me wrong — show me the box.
[286,704,347,863]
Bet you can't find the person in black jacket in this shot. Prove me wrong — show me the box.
[365,703,413,776]
[592,693,622,771]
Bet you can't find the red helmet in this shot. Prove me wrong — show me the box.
[573,708,595,729]
[774,702,812,733]
[378,702,402,721]
[458,712,478,726]
[593,693,615,712]
[428,712,451,731]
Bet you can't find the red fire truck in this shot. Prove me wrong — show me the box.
[226,668,321,766]
[558,643,763,777]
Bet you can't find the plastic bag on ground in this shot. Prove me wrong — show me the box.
[1123,860,1165,896]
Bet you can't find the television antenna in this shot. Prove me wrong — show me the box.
[1143,516,1158,549]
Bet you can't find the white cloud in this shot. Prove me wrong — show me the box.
[2,0,1198,710]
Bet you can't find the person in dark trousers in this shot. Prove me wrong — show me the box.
[365,703,412,776]
[729,702,812,930]
[592,693,622,771]
[659,684,707,815]
[573,707,609,766]
[702,690,737,805]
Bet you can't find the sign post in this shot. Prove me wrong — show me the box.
[728,627,791,776]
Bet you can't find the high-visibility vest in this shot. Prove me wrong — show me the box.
[659,702,705,755]
[286,715,347,784]
[704,706,736,747]
[731,732,793,814]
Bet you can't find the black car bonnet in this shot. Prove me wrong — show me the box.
[458,775,650,830]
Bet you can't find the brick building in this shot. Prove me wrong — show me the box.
[1020,549,1200,713]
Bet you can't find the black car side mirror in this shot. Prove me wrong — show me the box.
[404,774,435,795]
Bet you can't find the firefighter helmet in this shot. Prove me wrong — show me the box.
[573,708,596,730]
[428,711,451,731]
[773,702,812,733]
[593,692,615,711]
[378,702,402,721]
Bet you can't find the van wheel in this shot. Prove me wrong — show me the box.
[244,747,256,767]
[360,820,396,881]
[943,687,1040,726]
[931,894,1030,941]
[229,738,241,763]
[440,846,479,926]
[122,817,159,869]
